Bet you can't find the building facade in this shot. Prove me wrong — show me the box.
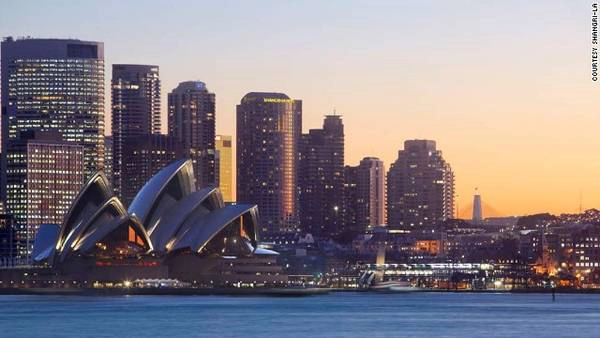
[168,81,216,189]
[342,165,359,233]
[358,157,386,229]
[104,135,114,186]
[121,134,184,205]
[6,131,84,260]
[215,135,233,202]
[387,140,455,231]
[1,37,104,201]
[0,202,16,265]
[342,158,386,233]
[572,226,600,277]
[111,64,161,198]
[299,115,344,238]
[236,92,302,237]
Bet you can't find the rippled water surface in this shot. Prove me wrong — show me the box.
[1,292,599,337]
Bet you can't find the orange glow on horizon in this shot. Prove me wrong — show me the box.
[39,0,591,218]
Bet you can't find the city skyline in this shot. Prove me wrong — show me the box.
[4,3,600,336]
[1,1,597,216]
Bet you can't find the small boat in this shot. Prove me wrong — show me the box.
[370,280,425,292]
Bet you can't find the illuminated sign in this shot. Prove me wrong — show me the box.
[263,98,294,104]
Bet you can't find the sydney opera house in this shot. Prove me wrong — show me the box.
[0,159,287,288]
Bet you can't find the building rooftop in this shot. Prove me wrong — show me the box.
[241,92,291,103]
[172,81,207,92]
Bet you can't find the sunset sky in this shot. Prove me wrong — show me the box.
[2,0,598,217]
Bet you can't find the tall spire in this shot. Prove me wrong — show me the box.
[472,188,483,224]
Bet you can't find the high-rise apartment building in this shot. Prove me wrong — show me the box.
[6,131,84,260]
[342,165,359,233]
[342,158,386,232]
[299,115,344,238]
[215,135,233,202]
[1,37,104,201]
[111,64,161,197]
[236,92,302,236]
[387,140,454,231]
[168,81,216,189]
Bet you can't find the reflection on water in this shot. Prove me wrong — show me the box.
[1,292,600,337]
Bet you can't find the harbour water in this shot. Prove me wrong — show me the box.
[1,292,600,337]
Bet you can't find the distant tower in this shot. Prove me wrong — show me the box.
[472,188,483,223]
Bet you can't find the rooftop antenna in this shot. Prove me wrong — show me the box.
[333,107,337,116]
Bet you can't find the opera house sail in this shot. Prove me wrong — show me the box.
[2,159,286,288]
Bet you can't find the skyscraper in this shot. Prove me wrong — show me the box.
[111,64,161,197]
[472,189,483,223]
[215,135,233,202]
[236,92,302,236]
[299,115,344,238]
[359,157,387,228]
[1,37,104,201]
[342,165,359,232]
[168,81,216,189]
[104,135,114,186]
[121,134,184,205]
[387,140,455,231]
[342,158,386,232]
[6,130,84,260]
